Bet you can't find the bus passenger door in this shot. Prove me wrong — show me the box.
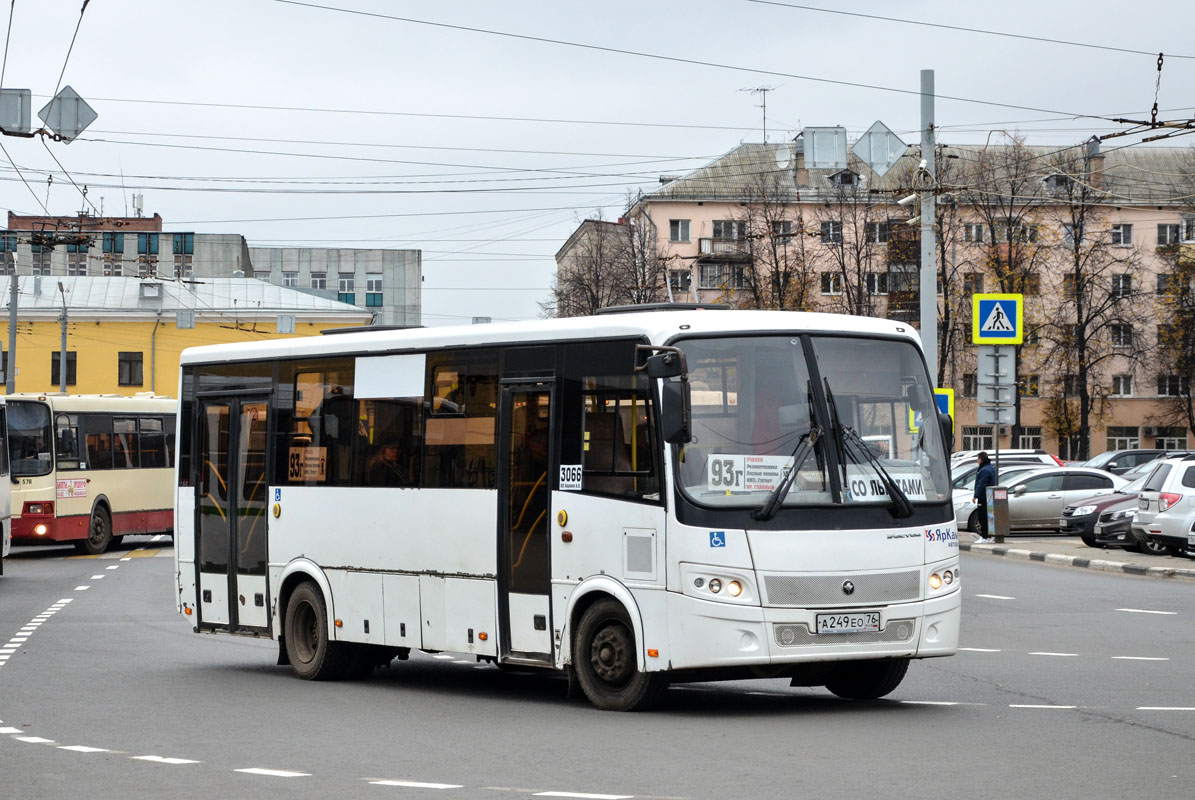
[196,396,270,634]
[497,384,554,664]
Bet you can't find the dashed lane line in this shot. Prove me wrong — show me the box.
[59,745,111,753]
[534,793,634,799]
[1009,705,1077,709]
[1138,707,1195,711]
[973,594,1015,600]
[236,768,311,778]
[1029,652,1080,657]
[0,598,74,672]
[1116,608,1177,615]
[131,756,201,765]
[1112,656,1170,661]
[370,780,465,789]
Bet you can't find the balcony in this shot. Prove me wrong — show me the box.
[698,237,751,260]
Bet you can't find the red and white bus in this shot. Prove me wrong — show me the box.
[8,393,177,554]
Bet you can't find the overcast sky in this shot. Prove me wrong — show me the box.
[2,0,1193,325]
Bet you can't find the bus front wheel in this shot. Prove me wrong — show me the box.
[574,599,667,711]
[825,657,910,700]
[75,507,112,555]
[284,581,350,680]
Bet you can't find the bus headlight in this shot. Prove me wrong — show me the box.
[727,580,743,597]
[680,563,758,605]
[34,523,48,536]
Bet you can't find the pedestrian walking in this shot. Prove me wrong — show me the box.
[972,451,996,543]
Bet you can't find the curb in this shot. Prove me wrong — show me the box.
[960,542,1195,582]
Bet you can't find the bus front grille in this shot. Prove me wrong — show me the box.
[761,570,920,607]
[773,619,916,647]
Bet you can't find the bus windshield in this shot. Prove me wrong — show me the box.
[8,400,53,477]
[675,335,950,509]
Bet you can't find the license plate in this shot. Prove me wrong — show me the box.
[1188,532,1195,547]
[816,611,881,634]
[1139,497,1150,510]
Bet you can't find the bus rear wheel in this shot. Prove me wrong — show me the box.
[75,507,112,555]
[574,599,667,711]
[284,581,350,680]
[825,658,910,700]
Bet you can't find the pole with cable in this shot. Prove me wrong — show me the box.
[918,69,939,384]
[57,281,67,393]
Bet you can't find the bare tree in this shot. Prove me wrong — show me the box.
[729,171,821,310]
[814,174,891,317]
[546,212,668,317]
[1152,149,1195,433]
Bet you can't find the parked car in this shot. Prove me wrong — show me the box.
[955,466,1127,533]
[1092,494,1166,554]
[1132,455,1195,556]
[1080,449,1169,475]
[950,448,1063,468]
[950,457,1061,493]
[952,465,1053,531]
[1062,465,1154,546]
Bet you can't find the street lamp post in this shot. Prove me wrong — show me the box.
[58,281,68,393]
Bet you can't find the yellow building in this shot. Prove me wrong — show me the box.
[1,276,375,395]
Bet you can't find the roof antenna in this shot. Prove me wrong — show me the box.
[741,85,780,143]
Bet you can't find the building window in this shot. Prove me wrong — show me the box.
[820,221,843,244]
[1154,427,1188,449]
[172,233,194,255]
[963,223,985,243]
[993,222,1038,243]
[31,244,52,274]
[338,276,355,304]
[1183,216,1195,243]
[771,220,792,238]
[102,232,123,254]
[962,373,977,398]
[1018,375,1040,397]
[865,221,890,244]
[1110,323,1133,348]
[1158,223,1180,246]
[282,271,298,288]
[51,352,77,387]
[865,272,888,295]
[668,270,692,293]
[1110,224,1133,246]
[1157,273,1174,295]
[820,271,842,295]
[1158,375,1190,397]
[1017,426,1042,449]
[103,261,122,277]
[118,352,144,386]
[1063,224,1084,246]
[698,263,746,290]
[310,272,327,290]
[1062,375,1081,396]
[669,219,690,242]
[365,277,383,307]
[1111,375,1133,397]
[66,242,88,276]
[137,233,160,256]
[1062,274,1077,299]
[962,273,983,295]
[961,425,994,451]
[1022,325,1041,346]
[1012,272,1040,295]
[711,220,746,241]
[1106,426,1140,450]
[1110,273,1131,299]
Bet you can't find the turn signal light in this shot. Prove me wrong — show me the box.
[478,632,488,641]
[24,501,54,515]
[1159,492,1183,512]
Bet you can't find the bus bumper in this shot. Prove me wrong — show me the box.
[664,589,960,670]
[11,515,72,543]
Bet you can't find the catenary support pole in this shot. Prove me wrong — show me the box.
[919,69,938,383]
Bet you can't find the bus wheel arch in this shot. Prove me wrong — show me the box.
[75,498,113,555]
[560,578,644,671]
[280,573,351,680]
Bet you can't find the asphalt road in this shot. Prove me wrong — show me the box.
[2,538,1193,800]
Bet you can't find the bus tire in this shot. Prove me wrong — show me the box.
[284,581,350,680]
[75,507,113,555]
[574,599,667,711]
[825,658,910,700]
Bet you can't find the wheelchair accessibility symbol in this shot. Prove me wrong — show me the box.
[709,531,726,548]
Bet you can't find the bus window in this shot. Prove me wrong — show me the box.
[580,374,658,500]
[275,360,354,486]
[357,398,421,487]
[83,414,114,470]
[139,416,168,468]
[423,352,498,489]
[55,413,83,470]
[7,401,53,477]
[113,417,140,469]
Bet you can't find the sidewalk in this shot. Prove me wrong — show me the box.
[961,532,1195,582]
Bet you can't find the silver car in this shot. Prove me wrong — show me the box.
[955,466,1126,533]
[1133,456,1195,556]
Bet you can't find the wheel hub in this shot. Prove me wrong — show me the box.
[590,624,631,683]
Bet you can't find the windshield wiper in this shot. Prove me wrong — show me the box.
[752,427,821,521]
[823,379,914,519]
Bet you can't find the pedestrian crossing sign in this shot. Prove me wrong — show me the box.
[972,293,1023,345]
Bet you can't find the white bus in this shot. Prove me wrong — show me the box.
[8,393,177,555]
[173,308,959,710]
[0,397,10,575]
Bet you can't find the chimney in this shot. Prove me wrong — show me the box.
[1085,136,1105,190]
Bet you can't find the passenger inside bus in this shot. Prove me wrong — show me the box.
[366,442,411,487]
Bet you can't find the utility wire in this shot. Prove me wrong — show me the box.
[744,1,1194,60]
[0,0,15,90]
[0,138,48,213]
[271,0,1118,121]
[52,0,89,98]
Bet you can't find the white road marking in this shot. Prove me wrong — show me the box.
[120,557,132,562]
[59,745,111,753]
[1029,652,1079,657]
[1112,656,1169,661]
[236,768,311,777]
[1116,608,1176,615]
[534,793,633,800]
[0,727,24,733]
[433,655,455,660]
[74,585,90,591]
[1009,705,1076,709]
[900,700,961,706]
[132,756,201,765]
[106,565,119,570]
[370,780,465,789]
[1137,707,1195,711]
[14,736,56,743]
[974,594,1015,600]
[91,575,105,580]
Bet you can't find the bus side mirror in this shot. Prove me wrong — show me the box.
[938,412,953,455]
[644,351,685,379]
[660,380,692,444]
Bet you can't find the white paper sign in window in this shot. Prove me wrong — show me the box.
[354,353,426,399]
